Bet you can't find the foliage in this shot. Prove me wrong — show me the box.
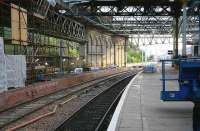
[127,46,142,63]
[69,47,79,57]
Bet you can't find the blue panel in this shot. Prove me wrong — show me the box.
[143,64,156,73]
[160,58,200,102]
[161,91,193,101]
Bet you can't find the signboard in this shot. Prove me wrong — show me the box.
[168,50,173,55]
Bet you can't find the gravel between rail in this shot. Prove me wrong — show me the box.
[1,70,139,131]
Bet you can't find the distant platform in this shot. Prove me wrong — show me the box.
[108,68,193,131]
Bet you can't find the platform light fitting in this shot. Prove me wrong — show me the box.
[35,58,39,62]
[59,10,66,14]
[181,7,189,12]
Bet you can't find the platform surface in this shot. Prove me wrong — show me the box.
[108,68,194,131]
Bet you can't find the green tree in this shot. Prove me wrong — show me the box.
[127,46,142,63]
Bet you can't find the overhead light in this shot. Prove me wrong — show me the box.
[63,58,66,62]
[63,0,89,3]
[59,10,66,14]
[45,62,48,66]
[194,7,198,12]
[35,58,39,62]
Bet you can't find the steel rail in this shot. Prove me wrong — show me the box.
[55,72,137,131]
[0,70,135,129]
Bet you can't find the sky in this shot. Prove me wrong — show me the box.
[129,35,192,60]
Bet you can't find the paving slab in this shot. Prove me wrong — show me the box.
[108,69,193,131]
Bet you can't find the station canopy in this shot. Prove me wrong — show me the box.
[55,0,199,35]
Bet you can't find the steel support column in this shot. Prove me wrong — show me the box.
[142,51,144,63]
[198,15,200,56]
[110,40,111,66]
[95,37,97,67]
[174,16,179,58]
[114,39,116,65]
[60,39,64,74]
[182,4,187,57]
[124,37,128,67]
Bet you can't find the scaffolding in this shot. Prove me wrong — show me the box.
[0,0,86,84]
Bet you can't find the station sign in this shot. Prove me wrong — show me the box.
[168,50,173,55]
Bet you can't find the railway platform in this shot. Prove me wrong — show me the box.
[108,67,194,131]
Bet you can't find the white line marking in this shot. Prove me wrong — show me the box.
[107,71,143,131]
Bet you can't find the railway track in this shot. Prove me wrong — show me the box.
[0,70,137,130]
[55,74,136,131]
